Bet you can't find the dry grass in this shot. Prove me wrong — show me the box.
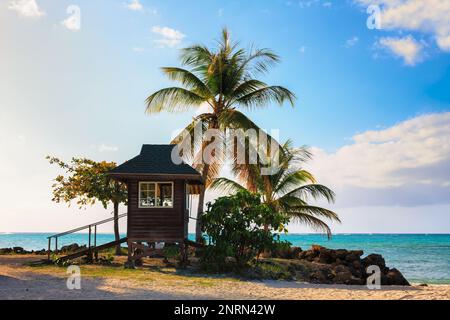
[19,255,240,289]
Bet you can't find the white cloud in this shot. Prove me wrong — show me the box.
[151,26,186,48]
[98,144,119,152]
[125,0,143,11]
[355,0,450,52]
[8,0,45,17]
[299,46,307,54]
[307,112,450,207]
[378,35,423,65]
[345,36,359,48]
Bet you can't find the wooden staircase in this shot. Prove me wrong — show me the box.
[56,237,128,263]
[47,213,127,263]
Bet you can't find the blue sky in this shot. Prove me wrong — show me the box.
[1,0,449,233]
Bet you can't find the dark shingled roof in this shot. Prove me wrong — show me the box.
[109,144,201,176]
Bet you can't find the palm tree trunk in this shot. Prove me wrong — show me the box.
[113,201,121,255]
[195,163,210,243]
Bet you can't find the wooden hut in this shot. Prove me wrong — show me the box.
[108,144,203,264]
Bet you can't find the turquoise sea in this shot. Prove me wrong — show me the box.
[1,233,449,284]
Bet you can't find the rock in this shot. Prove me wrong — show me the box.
[60,243,86,253]
[362,254,388,272]
[419,283,428,287]
[13,247,24,254]
[311,244,325,252]
[345,250,363,263]
[318,249,335,264]
[290,247,302,259]
[297,251,307,259]
[271,246,302,259]
[302,250,318,262]
[385,268,410,286]
[0,248,13,255]
[333,270,353,284]
[275,245,410,286]
[60,243,79,253]
[352,260,362,270]
[310,270,329,284]
[335,249,348,260]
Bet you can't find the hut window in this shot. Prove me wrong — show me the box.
[139,182,173,208]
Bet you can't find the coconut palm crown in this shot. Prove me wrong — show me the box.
[145,28,296,242]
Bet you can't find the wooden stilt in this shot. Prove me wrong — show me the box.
[179,240,188,267]
[125,240,135,269]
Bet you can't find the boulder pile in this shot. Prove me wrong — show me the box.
[0,243,84,256]
[262,245,410,286]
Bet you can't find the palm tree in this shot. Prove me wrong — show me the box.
[145,28,295,242]
[211,140,340,237]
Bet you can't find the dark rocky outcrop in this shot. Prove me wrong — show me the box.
[0,247,62,255]
[13,247,24,254]
[264,244,410,286]
[59,243,86,254]
[0,248,13,255]
[267,246,302,259]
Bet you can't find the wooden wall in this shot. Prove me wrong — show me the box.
[126,177,187,243]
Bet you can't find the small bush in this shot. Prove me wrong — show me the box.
[163,245,180,260]
[201,190,289,272]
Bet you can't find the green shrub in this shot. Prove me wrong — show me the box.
[201,190,289,271]
[163,245,180,259]
[251,261,293,280]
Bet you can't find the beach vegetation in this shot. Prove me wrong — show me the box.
[46,156,127,255]
[200,190,289,272]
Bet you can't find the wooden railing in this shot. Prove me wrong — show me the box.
[47,213,127,260]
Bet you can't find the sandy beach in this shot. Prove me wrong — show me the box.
[0,255,449,300]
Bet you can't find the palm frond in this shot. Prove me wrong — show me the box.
[274,169,316,195]
[180,45,214,68]
[228,79,267,102]
[240,47,280,76]
[280,184,336,203]
[287,211,333,239]
[145,87,206,114]
[210,177,246,194]
[161,67,212,98]
[236,86,296,110]
[287,205,341,223]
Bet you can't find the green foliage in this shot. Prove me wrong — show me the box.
[46,156,127,209]
[211,140,340,238]
[271,241,292,253]
[201,190,289,271]
[250,260,293,280]
[96,255,115,266]
[100,247,128,256]
[163,245,180,260]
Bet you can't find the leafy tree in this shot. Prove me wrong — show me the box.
[145,28,295,242]
[201,190,289,270]
[47,156,127,255]
[211,140,340,237]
